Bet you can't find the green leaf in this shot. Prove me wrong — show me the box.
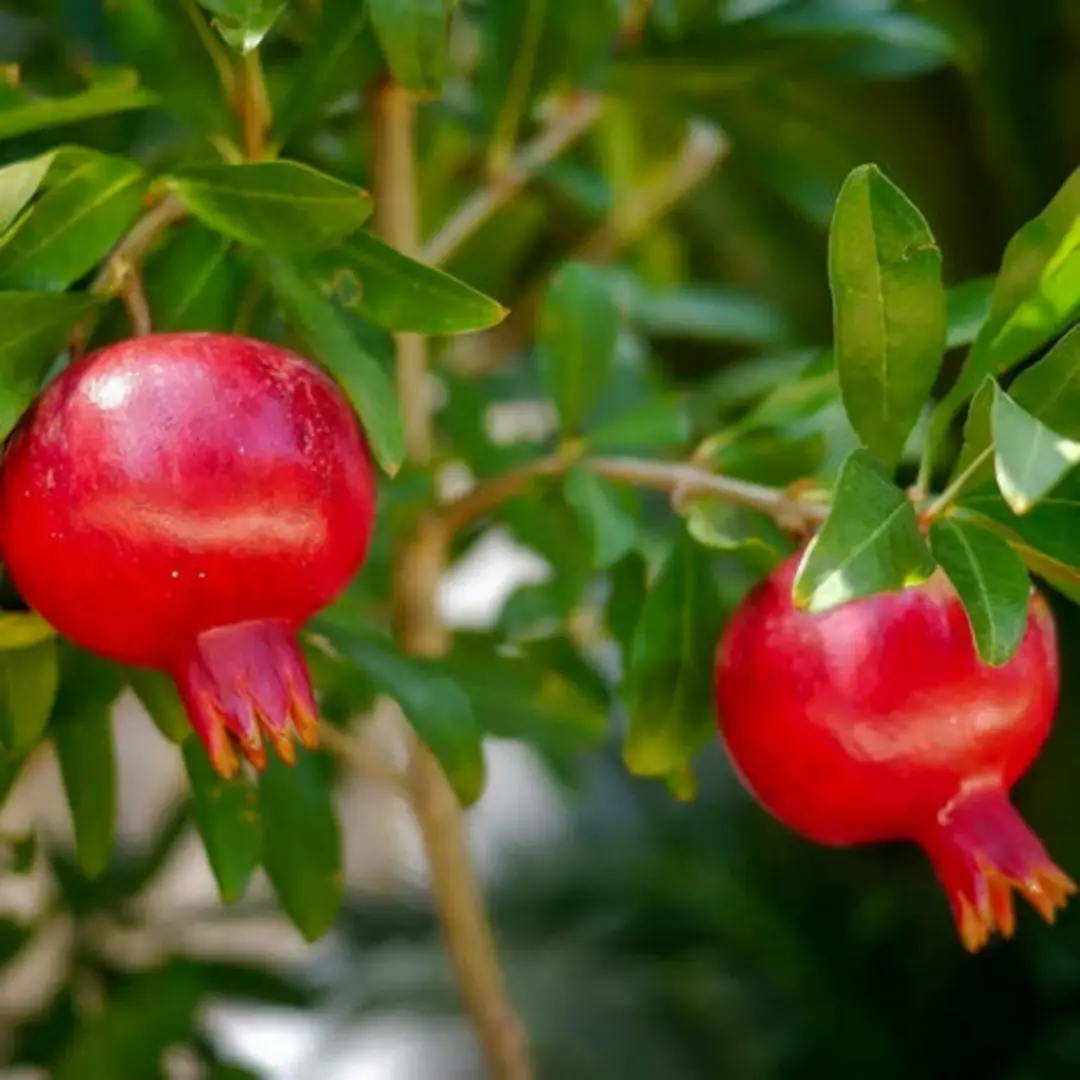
[991,383,1080,515]
[273,0,372,140]
[141,224,246,333]
[828,164,946,469]
[314,623,485,806]
[0,85,157,141]
[0,639,58,756]
[183,740,261,903]
[538,262,621,435]
[52,648,124,879]
[682,501,790,576]
[563,466,638,570]
[585,395,689,452]
[198,0,287,52]
[929,518,1031,667]
[623,528,726,784]
[260,255,404,474]
[368,0,453,94]
[793,449,935,613]
[946,276,994,350]
[0,155,55,236]
[0,612,55,650]
[259,749,341,941]
[168,162,373,255]
[315,231,507,334]
[0,156,148,293]
[0,292,101,439]
[127,669,192,745]
[941,165,1080,415]
[102,0,237,136]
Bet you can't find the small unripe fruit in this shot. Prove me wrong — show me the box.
[715,552,1074,950]
[0,332,376,776]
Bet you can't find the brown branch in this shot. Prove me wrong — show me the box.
[422,93,603,268]
[374,80,534,1080]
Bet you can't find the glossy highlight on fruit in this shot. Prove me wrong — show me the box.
[714,552,1075,951]
[0,332,376,777]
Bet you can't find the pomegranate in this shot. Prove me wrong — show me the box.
[715,552,1075,950]
[0,333,376,777]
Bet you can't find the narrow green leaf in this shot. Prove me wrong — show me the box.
[259,749,341,941]
[0,612,55,650]
[0,85,157,141]
[946,276,993,350]
[127,669,192,745]
[369,0,454,93]
[793,448,935,613]
[168,162,372,255]
[0,157,148,293]
[585,395,689,452]
[315,231,507,334]
[0,291,101,439]
[197,0,287,52]
[563,466,638,569]
[828,164,946,468]
[52,648,123,879]
[314,623,486,806]
[0,155,55,236]
[624,281,789,345]
[183,740,261,903]
[261,255,404,474]
[941,165,1080,415]
[991,383,1080,514]
[274,0,372,140]
[538,262,621,435]
[929,519,1031,666]
[623,529,726,784]
[0,639,58,756]
[102,0,237,136]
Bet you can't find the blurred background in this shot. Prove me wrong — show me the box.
[4,0,1080,1077]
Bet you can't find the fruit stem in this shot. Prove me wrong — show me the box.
[374,78,534,1080]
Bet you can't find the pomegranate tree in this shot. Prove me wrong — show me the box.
[715,552,1075,951]
[0,332,376,776]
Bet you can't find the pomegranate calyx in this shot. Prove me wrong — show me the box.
[172,619,319,778]
[920,783,1076,952]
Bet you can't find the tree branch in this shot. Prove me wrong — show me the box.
[422,93,603,268]
[374,80,534,1080]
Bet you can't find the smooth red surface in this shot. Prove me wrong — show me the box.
[715,552,1073,949]
[0,332,376,772]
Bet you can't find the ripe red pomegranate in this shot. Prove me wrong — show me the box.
[0,333,376,777]
[715,552,1074,950]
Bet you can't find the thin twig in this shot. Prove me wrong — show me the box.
[89,194,188,297]
[922,447,991,523]
[374,80,534,1080]
[422,93,604,268]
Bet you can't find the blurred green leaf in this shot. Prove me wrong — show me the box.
[585,395,689,452]
[929,518,1030,666]
[623,528,726,785]
[261,254,404,474]
[0,156,148,292]
[169,162,372,255]
[198,0,287,52]
[315,231,507,334]
[946,276,994,350]
[563,466,638,569]
[0,612,55,650]
[184,739,261,903]
[538,262,621,435]
[274,0,372,139]
[127,669,192,744]
[0,84,157,141]
[682,501,789,575]
[52,647,123,879]
[623,281,790,345]
[369,0,453,94]
[102,0,236,136]
[0,638,58,756]
[828,164,946,469]
[0,291,100,438]
[140,224,246,333]
[793,449,935,613]
[259,749,342,942]
[0,154,56,235]
[991,382,1080,515]
[940,164,1080,416]
[314,622,485,806]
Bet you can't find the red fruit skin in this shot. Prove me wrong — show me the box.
[715,552,1075,951]
[0,332,376,775]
